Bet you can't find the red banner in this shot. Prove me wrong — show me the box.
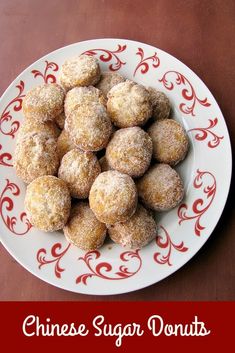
[0,302,233,351]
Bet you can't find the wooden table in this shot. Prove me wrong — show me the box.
[0,0,234,301]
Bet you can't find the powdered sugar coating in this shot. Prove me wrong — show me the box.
[55,111,66,129]
[148,87,171,120]
[63,202,107,251]
[108,204,157,249]
[25,175,71,232]
[89,170,138,224]
[148,119,189,165]
[96,71,125,98]
[107,81,152,128]
[17,119,60,142]
[23,83,65,122]
[57,129,77,160]
[106,127,153,177]
[137,164,184,211]
[58,148,101,198]
[64,86,106,117]
[65,103,112,151]
[59,54,100,91]
[14,133,59,184]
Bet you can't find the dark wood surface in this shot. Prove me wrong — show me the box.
[0,0,234,301]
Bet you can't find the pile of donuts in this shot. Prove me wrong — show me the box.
[13,54,189,250]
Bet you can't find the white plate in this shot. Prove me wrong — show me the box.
[0,39,232,295]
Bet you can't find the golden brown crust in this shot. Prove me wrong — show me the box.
[89,170,138,224]
[25,176,71,232]
[108,204,157,249]
[17,119,60,141]
[59,54,101,91]
[58,148,101,198]
[137,164,184,211]
[14,133,59,184]
[23,83,65,121]
[57,129,77,160]
[107,81,152,128]
[148,119,189,165]
[148,87,171,120]
[106,127,153,177]
[63,202,107,250]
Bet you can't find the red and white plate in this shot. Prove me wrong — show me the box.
[0,39,232,295]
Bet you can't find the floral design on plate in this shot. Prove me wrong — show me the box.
[0,80,25,138]
[31,60,59,83]
[0,179,32,235]
[153,225,188,266]
[188,118,224,148]
[82,44,127,71]
[159,71,211,116]
[37,242,71,279]
[133,47,160,76]
[76,249,142,285]
[178,169,217,236]
[0,144,13,167]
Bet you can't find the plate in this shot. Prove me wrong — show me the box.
[0,39,232,295]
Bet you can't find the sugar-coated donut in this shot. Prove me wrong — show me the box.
[64,86,106,117]
[148,119,189,165]
[58,148,101,198]
[106,127,153,177]
[148,87,171,120]
[137,164,184,211]
[89,170,138,224]
[17,119,60,141]
[59,54,100,91]
[65,103,112,151]
[96,71,125,98]
[25,175,71,232]
[23,83,65,122]
[107,81,152,128]
[108,204,157,249]
[57,129,77,160]
[14,134,59,184]
[63,202,107,250]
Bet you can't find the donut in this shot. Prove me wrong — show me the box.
[106,127,153,177]
[89,170,138,224]
[17,119,60,141]
[25,175,71,232]
[148,87,171,120]
[58,148,101,198]
[96,71,125,98]
[107,81,152,127]
[63,202,107,250]
[148,119,189,165]
[14,133,59,184]
[23,83,65,121]
[64,86,106,117]
[65,102,112,151]
[57,129,77,160]
[137,164,184,211]
[108,204,157,249]
[59,54,100,91]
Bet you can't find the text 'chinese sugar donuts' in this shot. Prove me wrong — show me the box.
[58,148,101,199]
[64,86,106,117]
[106,127,153,178]
[63,202,107,251]
[148,87,171,121]
[23,83,65,121]
[107,81,152,127]
[96,71,125,98]
[148,119,189,165]
[14,134,59,184]
[108,204,157,249]
[89,170,138,224]
[137,164,184,211]
[25,176,71,232]
[65,103,112,151]
[59,54,100,91]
